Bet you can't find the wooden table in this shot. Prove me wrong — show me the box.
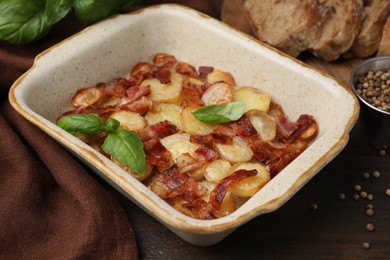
[109,1,390,259]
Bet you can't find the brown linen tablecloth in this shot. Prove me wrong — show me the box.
[0,1,216,258]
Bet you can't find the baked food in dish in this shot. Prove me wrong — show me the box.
[56,53,318,219]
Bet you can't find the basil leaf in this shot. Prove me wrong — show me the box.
[73,0,130,25]
[102,129,146,176]
[0,0,52,44]
[192,102,246,123]
[105,118,120,132]
[45,0,73,25]
[56,114,105,135]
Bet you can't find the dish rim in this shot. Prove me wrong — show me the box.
[8,4,360,235]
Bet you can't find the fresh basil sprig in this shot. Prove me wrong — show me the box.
[0,0,144,44]
[57,114,146,176]
[192,102,246,123]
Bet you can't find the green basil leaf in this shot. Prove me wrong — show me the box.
[56,114,105,135]
[192,102,246,123]
[0,0,52,44]
[102,129,146,176]
[73,0,130,25]
[45,0,73,25]
[105,118,120,132]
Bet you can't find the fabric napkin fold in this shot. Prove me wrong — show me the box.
[0,1,216,258]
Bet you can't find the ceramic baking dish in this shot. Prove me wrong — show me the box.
[9,4,359,246]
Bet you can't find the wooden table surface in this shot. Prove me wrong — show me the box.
[107,1,390,259]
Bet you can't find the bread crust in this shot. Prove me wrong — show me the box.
[377,16,390,56]
[243,0,328,57]
[345,0,390,58]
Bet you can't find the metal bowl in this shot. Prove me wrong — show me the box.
[350,56,390,150]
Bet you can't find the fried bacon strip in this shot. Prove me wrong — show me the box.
[137,121,179,168]
[159,165,207,202]
[210,169,257,210]
[176,62,201,79]
[180,169,257,219]
[229,115,308,176]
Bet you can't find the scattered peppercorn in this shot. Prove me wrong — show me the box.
[372,171,381,178]
[367,194,374,201]
[362,172,370,179]
[362,242,370,250]
[310,203,318,211]
[386,189,390,196]
[379,149,386,156]
[360,191,368,199]
[353,194,360,200]
[366,204,374,210]
[366,208,374,217]
[338,193,346,200]
[356,69,390,112]
[366,223,375,232]
[354,184,362,191]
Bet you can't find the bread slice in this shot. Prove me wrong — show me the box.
[243,0,329,58]
[308,0,364,61]
[345,0,390,58]
[377,16,390,56]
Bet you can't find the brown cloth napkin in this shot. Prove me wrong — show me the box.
[0,1,216,259]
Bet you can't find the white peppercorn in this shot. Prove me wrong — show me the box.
[356,68,390,112]
[366,223,375,232]
[372,171,381,178]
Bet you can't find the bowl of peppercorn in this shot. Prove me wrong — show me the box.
[350,56,390,151]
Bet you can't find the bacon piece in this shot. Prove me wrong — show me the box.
[160,166,207,202]
[211,124,235,144]
[153,66,171,84]
[136,121,178,142]
[181,77,204,97]
[190,134,212,144]
[126,85,151,101]
[181,199,223,220]
[152,53,177,68]
[149,120,179,139]
[193,145,218,162]
[210,169,257,210]
[280,114,317,143]
[198,66,214,79]
[229,115,308,176]
[144,137,173,168]
[119,96,152,115]
[117,86,152,115]
[176,62,200,79]
[104,78,129,96]
[129,62,153,86]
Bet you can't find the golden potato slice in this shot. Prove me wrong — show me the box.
[204,159,231,183]
[180,106,215,135]
[140,72,183,103]
[144,103,183,129]
[206,69,235,86]
[246,110,277,141]
[232,86,271,112]
[160,133,200,162]
[108,110,145,131]
[214,136,253,163]
[229,162,270,197]
[201,82,232,105]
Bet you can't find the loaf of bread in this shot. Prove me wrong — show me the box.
[377,16,390,56]
[345,0,390,58]
[243,0,329,57]
[243,0,389,61]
